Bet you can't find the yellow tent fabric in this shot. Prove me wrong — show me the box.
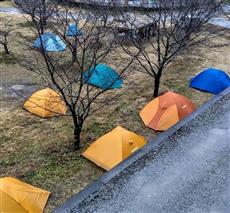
[24,88,67,118]
[82,126,147,171]
[1,191,27,213]
[0,177,50,213]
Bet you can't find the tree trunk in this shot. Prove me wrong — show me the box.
[4,44,9,54]
[74,127,81,150]
[40,23,44,34]
[72,46,77,63]
[72,37,77,63]
[72,114,82,150]
[153,76,160,98]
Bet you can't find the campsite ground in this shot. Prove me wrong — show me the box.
[0,5,230,212]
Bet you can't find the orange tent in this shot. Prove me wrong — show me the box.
[0,177,50,213]
[24,88,67,118]
[140,91,196,131]
[82,126,147,171]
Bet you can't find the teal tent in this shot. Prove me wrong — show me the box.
[66,24,82,36]
[33,32,66,52]
[83,64,123,89]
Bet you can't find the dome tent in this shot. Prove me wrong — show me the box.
[33,32,66,52]
[190,68,230,94]
[0,177,50,213]
[83,64,123,89]
[140,91,196,131]
[66,23,82,36]
[82,126,147,171]
[24,88,67,118]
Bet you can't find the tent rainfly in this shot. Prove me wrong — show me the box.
[66,23,82,36]
[82,126,147,171]
[190,68,230,94]
[83,64,123,89]
[33,32,66,52]
[140,91,196,131]
[0,177,50,213]
[24,88,67,118]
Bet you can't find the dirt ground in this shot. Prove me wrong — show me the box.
[0,11,230,212]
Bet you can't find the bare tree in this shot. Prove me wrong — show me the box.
[119,0,224,97]
[15,0,58,34]
[16,1,137,149]
[0,19,13,54]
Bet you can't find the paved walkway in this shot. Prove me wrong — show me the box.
[1,6,230,29]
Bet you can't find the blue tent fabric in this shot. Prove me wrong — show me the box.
[83,64,123,89]
[190,68,230,94]
[66,24,82,36]
[33,32,66,52]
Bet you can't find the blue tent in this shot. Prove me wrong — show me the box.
[33,32,66,52]
[83,64,123,89]
[190,68,230,94]
[66,24,82,36]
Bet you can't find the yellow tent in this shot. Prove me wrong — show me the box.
[0,177,50,213]
[24,88,67,118]
[82,126,147,171]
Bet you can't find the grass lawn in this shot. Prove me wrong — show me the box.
[0,12,230,212]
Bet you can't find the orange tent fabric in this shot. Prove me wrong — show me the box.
[140,91,196,131]
[24,88,67,118]
[0,177,50,213]
[82,126,147,171]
